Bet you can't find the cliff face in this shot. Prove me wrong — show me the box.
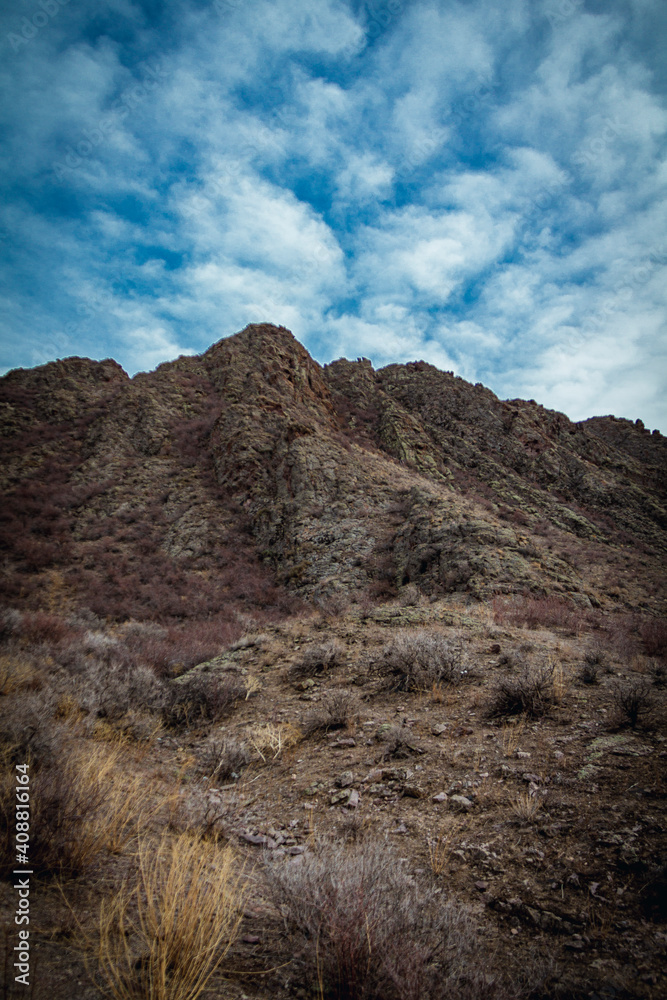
[1,323,665,623]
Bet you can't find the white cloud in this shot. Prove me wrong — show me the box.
[1,0,666,431]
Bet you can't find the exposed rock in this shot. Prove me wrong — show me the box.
[450,794,474,812]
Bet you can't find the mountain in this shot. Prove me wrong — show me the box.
[1,322,664,628]
[1,323,666,1000]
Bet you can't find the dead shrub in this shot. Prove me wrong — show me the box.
[265,839,506,1000]
[381,630,467,692]
[95,833,245,1000]
[377,724,422,759]
[0,689,61,767]
[196,736,250,782]
[303,689,359,735]
[292,639,345,679]
[74,659,168,720]
[164,671,246,730]
[611,678,654,728]
[487,662,556,719]
[492,595,578,631]
[578,662,599,685]
[647,658,667,688]
[640,618,667,658]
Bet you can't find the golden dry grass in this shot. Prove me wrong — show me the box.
[247,721,301,761]
[95,833,246,1000]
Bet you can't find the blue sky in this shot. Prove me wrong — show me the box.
[1,0,666,431]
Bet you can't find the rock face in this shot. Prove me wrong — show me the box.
[1,323,665,622]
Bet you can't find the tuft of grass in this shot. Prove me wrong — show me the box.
[0,740,151,877]
[95,833,245,1000]
[248,722,302,761]
[511,791,543,822]
[426,819,467,876]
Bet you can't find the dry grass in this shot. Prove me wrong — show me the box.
[426,819,467,876]
[0,737,154,877]
[501,719,525,758]
[248,721,302,761]
[511,791,544,822]
[95,833,245,1000]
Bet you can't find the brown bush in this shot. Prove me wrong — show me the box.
[381,630,467,692]
[302,689,359,735]
[611,678,654,728]
[164,671,246,730]
[291,639,345,679]
[265,839,507,1000]
[492,595,580,632]
[195,736,250,783]
[641,618,667,658]
[487,662,556,719]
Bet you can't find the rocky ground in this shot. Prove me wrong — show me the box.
[0,595,664,999]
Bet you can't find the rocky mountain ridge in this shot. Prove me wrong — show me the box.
[1,323,665,625]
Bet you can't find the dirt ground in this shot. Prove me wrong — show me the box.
[1,598,665,999]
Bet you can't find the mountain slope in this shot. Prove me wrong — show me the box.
[1,323,665,625]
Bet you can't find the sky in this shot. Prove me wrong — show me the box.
[1,0,666,432]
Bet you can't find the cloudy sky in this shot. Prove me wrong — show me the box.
[1,0,666,431]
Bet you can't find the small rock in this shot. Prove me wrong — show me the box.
[337,771,354,788]
[432,723,448,736]
[347,789,360,808]
[391,823,408,834]
[241,834,268,846]
[516,751,531,759]
[432,792,448,803]
[331,738,356,747]
[364,768,384,783]
[450,794,474,812]
[242,935,260,944]
[474,880,489,891]
[288,845,306,855]
[522,772,541,784]
[330,789,351,806]
[401,785,422,799]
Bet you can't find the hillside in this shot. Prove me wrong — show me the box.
[1,323,665,627]
[0,324,665,1000]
